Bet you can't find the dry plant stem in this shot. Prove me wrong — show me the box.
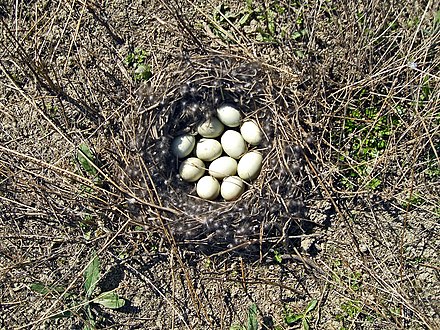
[63,2,86,73]
[0,145,142,217]
[134,151,211,323]
[122,259,192,330]
[0,19,101,121]
[159,0,206,52]
[0,137,178,216]
[313,282,329,329]
[181,0,252,57]
[134,155,202,325]
[0,145,111,196]
[82,1,124,44]
[170,252,177,329]
[16,218,131,329]
[208,277,304,297]
[0,60,74,147]
[364,265,435,330]
[157,210,214,326]
[302,151,363,255]
[400,142,416,327]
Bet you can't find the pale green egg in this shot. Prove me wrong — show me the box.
[179,157,205,182]
[196,176,220,200]
[221,130,247,159]
[209,156,238,179]
[240,120,263,145]
[171,134,195,158]
[237,151,263,181]
[221,176,245,201]
[216,105,242,127]
[196,138,223,161]
[197,117,224,138]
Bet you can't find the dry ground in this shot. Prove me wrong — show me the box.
[0,1,439,329]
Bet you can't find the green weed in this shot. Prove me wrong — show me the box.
[30,253,125,329]
[433,10,440,32]
[284,299,317,330]
[230,303,259,330]
[335,300,375,327]
[30,283,67,295]
[273,250,283,263]
[76,143,102,186]
[209,1,306,45]
[403,192,424,209]
[426,161,440,177]
[336,95,402,190]
[331,260,363,292]
[125,49,152,81]
[330,263,376,326]
[420,75,433,102]
[79,214,97,240]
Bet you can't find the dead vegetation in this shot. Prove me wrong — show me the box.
[0,0,439,329]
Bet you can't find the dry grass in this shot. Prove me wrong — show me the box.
[1,0,439,329]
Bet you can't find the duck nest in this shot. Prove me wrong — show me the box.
[116,55,317,255]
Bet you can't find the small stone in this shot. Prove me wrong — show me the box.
[359,243,369,253]
[301,237,315,252]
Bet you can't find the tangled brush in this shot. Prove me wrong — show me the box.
[114,55,318,255]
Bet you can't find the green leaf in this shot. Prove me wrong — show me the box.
[134,64,152,81]
[30,283,65,295]
[247,303,258,330]
[77,144,98,177]
[305,299,318,314]
[49,310,72,319]
[238,12,252,26]
[302,317,309,330]
[84,253,100,299]
[124,53,134,66]
[83,317,96,330]
[30,283,52,294]
[434,10,440,32]
[285,313,303,324]
[229,325,245,330]
[135,49,148,63]
[295,50,305,58]
[292,31,302,40]
[265,9,276,35]
[125,49,148,67]
[274,250,282,263]
[94,291,126,309]
[367,178,381,190]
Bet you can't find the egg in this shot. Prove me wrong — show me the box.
[171,134,195,158]
[221,130,247,159]
[196,139,223,161]
[216,105,242,127]
[240,120,263,145]
[197,117,224,138]
[237,151,263,180]
[221,176,245,201]
[179,158,205,182]
[196,176,220,200]
[209,156,237,179]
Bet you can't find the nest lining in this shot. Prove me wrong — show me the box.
[122,55,314,254]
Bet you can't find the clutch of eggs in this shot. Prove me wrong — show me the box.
[171,104,263,201]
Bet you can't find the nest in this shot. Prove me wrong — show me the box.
[117,55,316,255]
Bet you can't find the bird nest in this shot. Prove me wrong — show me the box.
[116,55,316,255]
